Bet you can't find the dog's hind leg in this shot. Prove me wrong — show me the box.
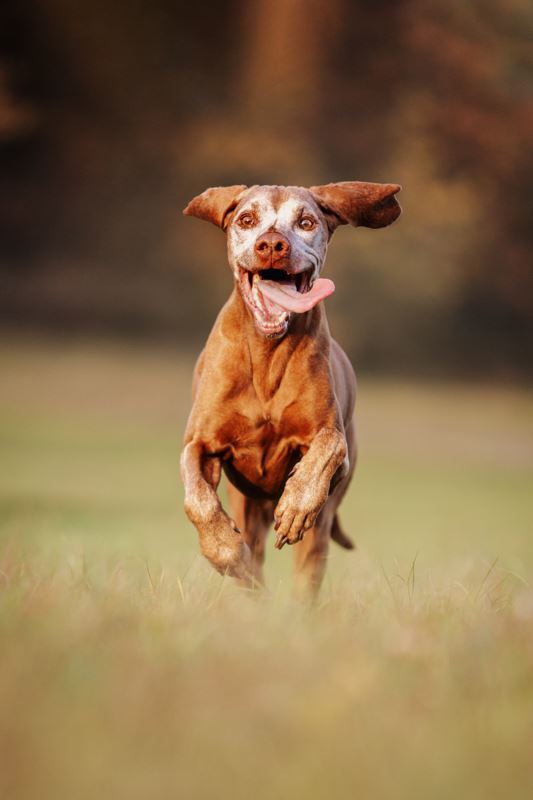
[226,482,273,589]
[293,420,356,598]
[292,512,332,600]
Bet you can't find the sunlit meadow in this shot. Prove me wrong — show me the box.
[1,337,532,800]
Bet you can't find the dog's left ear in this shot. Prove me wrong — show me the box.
[183,185,248,230]
[309,181,402,232]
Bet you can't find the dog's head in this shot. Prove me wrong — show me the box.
[183,182,401,338]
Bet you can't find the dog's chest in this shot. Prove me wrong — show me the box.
[218,404,308,497]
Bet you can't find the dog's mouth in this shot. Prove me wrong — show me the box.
[238,267,335,338]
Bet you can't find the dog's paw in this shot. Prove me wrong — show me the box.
[273,474,328,549]
[200,511,252,578]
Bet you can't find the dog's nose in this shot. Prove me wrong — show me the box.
[254,231,290,261]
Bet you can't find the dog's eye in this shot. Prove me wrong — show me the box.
[299,216,316,231]
[238,213,256,228]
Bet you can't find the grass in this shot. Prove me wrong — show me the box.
[0,336,532,799]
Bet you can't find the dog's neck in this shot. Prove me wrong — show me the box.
[224,286,328,403]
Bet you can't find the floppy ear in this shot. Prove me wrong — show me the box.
[309,181,401,232]
[183,185,248,230]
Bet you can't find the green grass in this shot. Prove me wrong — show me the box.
[1,337,532,799]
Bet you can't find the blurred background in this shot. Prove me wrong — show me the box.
[1,0,532,376]
[1,4,533,798]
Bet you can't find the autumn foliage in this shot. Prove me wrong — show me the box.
[0,1,531,374]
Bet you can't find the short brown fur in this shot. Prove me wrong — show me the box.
[181,181,401,597]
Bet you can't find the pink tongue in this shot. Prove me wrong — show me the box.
[258,278,335,313]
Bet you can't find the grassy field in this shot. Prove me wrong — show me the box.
[1,336,532,799]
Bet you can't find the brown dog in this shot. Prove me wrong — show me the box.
[181,182,401,596]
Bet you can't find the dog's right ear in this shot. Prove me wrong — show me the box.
[183,185,248,230]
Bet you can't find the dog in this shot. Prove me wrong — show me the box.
[181,181,401,596]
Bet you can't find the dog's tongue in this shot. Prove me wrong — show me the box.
[258,278,335,313]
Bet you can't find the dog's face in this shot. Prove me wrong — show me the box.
[227,185,330,282]
[226,186,330,337]
[184,181,401,338]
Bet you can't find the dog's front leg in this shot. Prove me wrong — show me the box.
[274,427,347,549]
[181,441,251,578]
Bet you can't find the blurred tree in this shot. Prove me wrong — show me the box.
[0,0,531,375]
